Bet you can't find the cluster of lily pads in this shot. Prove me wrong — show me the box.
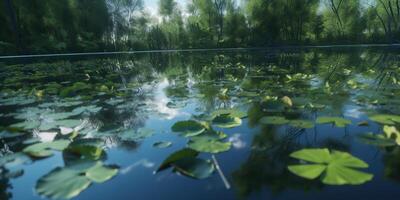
[155,108,247,179]
[1,122,119,199]
[285,113,400,185]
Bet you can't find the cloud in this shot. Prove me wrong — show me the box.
[120,159,155,174]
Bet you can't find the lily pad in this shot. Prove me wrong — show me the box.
[11,120,40,130]
[289,120,315,129]
[85,162,119,183]
[36,166,91,199]
[0,153,31,168]
[188,137,231,154]
[65,145,103,160]
[173,158,215,179]
[316,117,352,127]
[23,140,71,158]
[369,114,400,125]
[212,114,242,128]
[192,129,227,140]
[171,120,205,137]
[41,119,82,131]
[211,108,247,119]
[288,148,373,185]
[36,161,118,199]
[153,141,172,148]
[72,105,102,115]
[0,128,26,138]
[259,116,289,125]
[157,148,199,172]
[358,133,397,147]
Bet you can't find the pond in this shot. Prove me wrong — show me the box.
[1,47,400,200]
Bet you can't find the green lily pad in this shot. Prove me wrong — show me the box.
[0,128,26,138]
[289,120,315,129]
[316,117,352,127]
[212,114,242,128]
[157,148,199,172]
[85,162,118,183]
[259,116,289,125]
[65,145,103,160]
[357,121,369,126]
[23,140,71,158]
[188,137,231,154]
[36,161,118,199]
[171,120,205,137]
[37,119,82,131]
[369,114,400,125]
[358,133,397,147]
[72,105,102,115]
[36,166,91,199]
[153,141,172,148]
[192,129,227,140]
[0,153,31,168]
[211,108,247,119]
[288,148,373,185]
[173,158,215,179]
[11,120,40,130]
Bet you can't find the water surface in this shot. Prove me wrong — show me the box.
[1,48,400,200]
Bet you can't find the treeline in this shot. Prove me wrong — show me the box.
[1,0,400,55]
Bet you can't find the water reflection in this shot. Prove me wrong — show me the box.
[0,48,399,199]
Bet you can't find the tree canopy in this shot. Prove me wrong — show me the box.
[0,0,399,55]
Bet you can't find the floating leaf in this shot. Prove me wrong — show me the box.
[358,133,396,147]
[11,120,40,130]
[65,145,103,160]
[288,148,373,185]
[153,141,172,148]
[188,137,231,154]
[23,140,70,158]
[72,105,102,115]
[0,153,31,168]
[171,120,205,137]
[369,114,400,125]
[289,120,315,129]
[85,162,118,183]
[36,166,91,199]
[0,128,26,138]
[211,108,247,119]
[259,116,289,125]
[212,114,242,128]
[36,161,118,199]
[157,148,199,172]
[173,158,215,179]
[39,120,82,131]
[193,129,227,140]
[357,121,369,126]
[316,117,351,127]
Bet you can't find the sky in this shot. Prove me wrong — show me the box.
[144,0,188,17]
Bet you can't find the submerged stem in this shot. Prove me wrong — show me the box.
[212,155,231,190]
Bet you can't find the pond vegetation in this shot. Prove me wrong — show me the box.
[0,48,400,199]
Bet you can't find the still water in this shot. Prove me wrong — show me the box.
[1,47,400,200]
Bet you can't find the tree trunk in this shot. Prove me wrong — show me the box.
[4,0,22,53]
